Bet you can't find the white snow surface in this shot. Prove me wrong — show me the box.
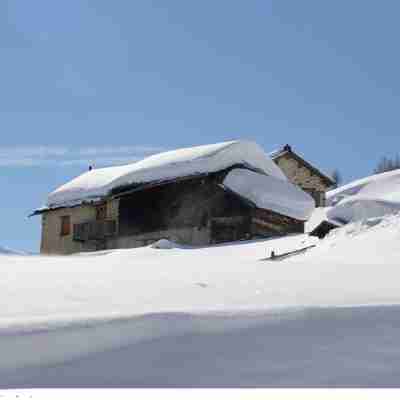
[2,214,400,387]
[150,239,186,249]
[326,169,400,224]
[223,169,315,221]
[46,140,287,208]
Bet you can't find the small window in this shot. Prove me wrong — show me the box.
[96,204,107,221]
[60,216,71,237]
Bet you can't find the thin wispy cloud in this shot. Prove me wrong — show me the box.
[0,145,166,168]
[60,156,143,167]
[0,146,69,158]
[78,145,166,156]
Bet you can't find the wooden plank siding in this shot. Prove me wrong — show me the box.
[118,175,250,239]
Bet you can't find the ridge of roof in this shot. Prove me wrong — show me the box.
[269,145,335,186]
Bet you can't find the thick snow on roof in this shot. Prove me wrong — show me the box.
[46,140,287,208]
[268,148,284,159]
[326,169,400,224]
[223,169,315,221]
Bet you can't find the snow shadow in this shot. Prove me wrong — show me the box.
[2,306,400,388]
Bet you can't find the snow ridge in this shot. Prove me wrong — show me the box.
[326,169,400,224]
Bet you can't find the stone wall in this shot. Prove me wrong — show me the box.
[274,154,330,206]
[40,204,97,255]
[39,196,210,255]
[40,198,120,255]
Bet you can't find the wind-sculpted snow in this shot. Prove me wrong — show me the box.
[326,169,400,224]
[3,307,400,388]
[45,140,287,209]
[2,214,400,387]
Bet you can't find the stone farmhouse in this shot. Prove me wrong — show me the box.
[32,141,330,255]
[269,144,335,207]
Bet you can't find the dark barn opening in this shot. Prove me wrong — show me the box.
[118,175,252,243]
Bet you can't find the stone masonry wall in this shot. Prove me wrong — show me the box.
[40,198,120,255]
[40,204,97,255]
[275,155,329,192]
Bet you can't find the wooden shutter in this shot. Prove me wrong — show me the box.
[60,216,71,236]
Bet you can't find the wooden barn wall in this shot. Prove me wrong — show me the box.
[118,176,251,240]
[251,208,304,237]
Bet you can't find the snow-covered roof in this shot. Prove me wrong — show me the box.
[223,169,315,221]
[45,141,288,209]
[326,169,400,224]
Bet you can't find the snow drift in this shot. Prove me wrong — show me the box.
[45,140,287,209]
[326,169,400,224]
[2,214,400,387]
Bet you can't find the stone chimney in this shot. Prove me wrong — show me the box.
[283,144,292,152]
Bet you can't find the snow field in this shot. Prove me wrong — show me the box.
[2,214,400,387]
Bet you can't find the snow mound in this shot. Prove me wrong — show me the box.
[324,216,388,242]
[326,169,400,224]
[223,169,315,221]
[150,239,182,249]
[46,140,287,209]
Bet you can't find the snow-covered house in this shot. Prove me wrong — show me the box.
[33,141,315,255]
[269,145,335,207]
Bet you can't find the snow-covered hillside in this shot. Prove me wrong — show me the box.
[2,214,400,387]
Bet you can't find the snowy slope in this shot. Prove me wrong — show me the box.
[2,214,400,387]
[326,169,400,224]
[46,140,287,209]
[223,169,315,220]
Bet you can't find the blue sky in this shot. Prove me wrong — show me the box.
[1,0,400,252]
